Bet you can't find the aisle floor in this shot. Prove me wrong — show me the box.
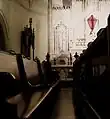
[51,88,76,119]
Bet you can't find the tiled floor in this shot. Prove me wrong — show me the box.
[51,88,76,119]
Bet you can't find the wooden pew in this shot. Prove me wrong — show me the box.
[0,51,60,119]
[15,54,60,119]
[0,52,42,118]
[0,51,42,96]
[41,55,59,85]
[16,54,40,86]
[0,51,21,97]
[7,54,59,119]
[10,54,48,118]
[0,51,22,119]
[72,14,110,119]
[34,57,45,84]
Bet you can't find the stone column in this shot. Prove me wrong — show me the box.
[48,0,52,53]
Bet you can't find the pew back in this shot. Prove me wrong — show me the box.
[23,58,40,84]
[0,51,19,80]
[0,52,40,84]
[16,54,40,85]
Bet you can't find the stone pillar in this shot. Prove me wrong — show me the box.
[48,0,52,53]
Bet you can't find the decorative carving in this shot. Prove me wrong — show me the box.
[50,0,110,56]
[51,65,73,80]
[54,22,69,54]
[75,38,86,46]
[52,6,71,10]
[56,54,68,65]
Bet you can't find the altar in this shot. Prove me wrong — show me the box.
[51,65,73,81]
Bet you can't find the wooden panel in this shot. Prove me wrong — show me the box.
[23,58,40,84]
[0,52,39,83]
[23,59,38,79]
[92,56,110,65]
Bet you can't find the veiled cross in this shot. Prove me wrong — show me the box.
[87,15,97,34]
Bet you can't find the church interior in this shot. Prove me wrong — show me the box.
[0,0,110,119]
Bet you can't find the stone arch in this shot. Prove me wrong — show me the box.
[0,10,9,51]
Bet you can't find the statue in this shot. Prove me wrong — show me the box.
[74,52,79,60]
[46,52,50,62]
[68,57,69,65]
[70,53,72,65]
[53,58,56,65]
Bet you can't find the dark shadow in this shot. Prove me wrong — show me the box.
[0,10,9,51]
[0,23,5,50]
